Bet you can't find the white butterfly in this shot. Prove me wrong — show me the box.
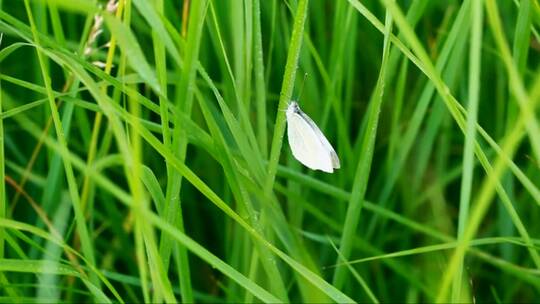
[286,101,340,173]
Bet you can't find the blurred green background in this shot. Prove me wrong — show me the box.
[1,0,540,302]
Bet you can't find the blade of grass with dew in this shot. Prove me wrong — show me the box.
[264,0,308,195]
[332,3,392,289]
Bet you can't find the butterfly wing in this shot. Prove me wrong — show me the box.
[287,111,335,173]
[298,111,340,169]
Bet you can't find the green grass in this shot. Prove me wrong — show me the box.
[1,0,540,302]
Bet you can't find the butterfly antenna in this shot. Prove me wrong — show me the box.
[295,72,308,102]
